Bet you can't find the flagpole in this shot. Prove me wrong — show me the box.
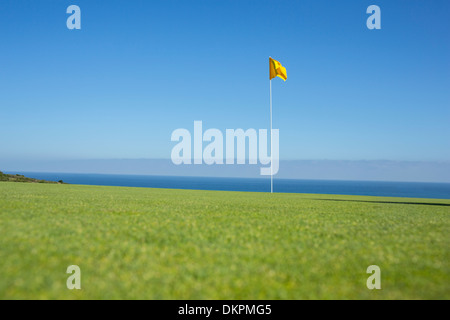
[270,78,273,194]
[268,56,286,194]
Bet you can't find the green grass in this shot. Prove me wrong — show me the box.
[0,182,449,299]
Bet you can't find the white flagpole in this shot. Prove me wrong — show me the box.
[270,78,273,194]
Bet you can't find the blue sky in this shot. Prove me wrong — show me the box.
[1,0,449,163]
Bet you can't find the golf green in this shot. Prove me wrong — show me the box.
[1,182,449,299]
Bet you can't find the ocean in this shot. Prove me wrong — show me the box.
[6,171,450,199]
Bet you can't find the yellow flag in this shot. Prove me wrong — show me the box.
[269,57,287,81]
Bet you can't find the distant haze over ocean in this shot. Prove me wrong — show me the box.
[1,159,450,183]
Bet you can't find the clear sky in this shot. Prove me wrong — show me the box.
[1,0,449,162]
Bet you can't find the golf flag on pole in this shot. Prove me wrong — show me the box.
[269,57,287,81]
[268,57,286,194]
